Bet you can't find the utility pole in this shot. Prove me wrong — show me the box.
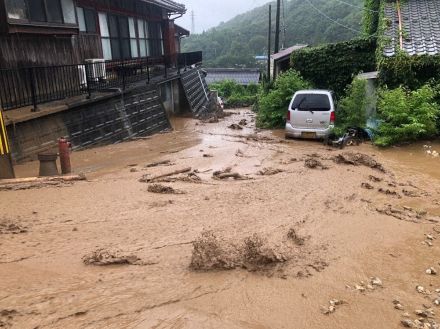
[274,0,281,54]
[267,4,272,82]
[191,10,195,34]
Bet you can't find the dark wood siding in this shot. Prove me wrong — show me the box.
[0,33,102,68]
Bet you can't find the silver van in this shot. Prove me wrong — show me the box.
[285,90,335,139]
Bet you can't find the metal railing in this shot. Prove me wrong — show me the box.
[0,51,202,111]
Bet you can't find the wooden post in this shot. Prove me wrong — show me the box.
[267,4,272,81]
[0,108,15,179]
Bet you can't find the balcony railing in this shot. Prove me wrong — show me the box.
[0,51,202,111]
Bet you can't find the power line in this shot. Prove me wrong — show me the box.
[332,0,379,13]
[304,0,362,34]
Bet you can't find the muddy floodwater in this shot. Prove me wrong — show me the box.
[1,109,440,329]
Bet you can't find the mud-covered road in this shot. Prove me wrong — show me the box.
[1,109,440,329]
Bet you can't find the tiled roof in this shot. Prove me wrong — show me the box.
[205,68,261,86]
[141,0,186,13]
[383,0,440,57]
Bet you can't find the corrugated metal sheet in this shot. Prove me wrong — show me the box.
[205,68,261,86]
[383,0,440,57]
[271,44,308,61]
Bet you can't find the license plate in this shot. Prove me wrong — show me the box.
[301,132,317,139]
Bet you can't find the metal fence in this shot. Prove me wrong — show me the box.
[0,51,202,111]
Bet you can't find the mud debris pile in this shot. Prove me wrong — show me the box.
[147,184,185,195]
[212,168,249,181]
[258,167,284,176]
[82,249,146,266]
[333,152,386,172]
[0,220,27,235]
[190,231,289,272]
[304,158,328,170]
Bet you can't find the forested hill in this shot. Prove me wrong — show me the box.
[181,0,364,68]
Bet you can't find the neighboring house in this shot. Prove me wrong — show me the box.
[271,44,307,79]
[0,0,211,162]
[205,68,261,86]
[0,0,188,67]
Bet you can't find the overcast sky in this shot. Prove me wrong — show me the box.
[176,0,270,34]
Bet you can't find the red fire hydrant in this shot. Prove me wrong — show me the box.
[58,137,72,174]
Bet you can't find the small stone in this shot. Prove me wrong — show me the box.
[435,289,440,293]
[329,299,344,306]
[434,299,440,306]
[415,310,429,318]
[394,299,402,305]
[417,286,426,293]
[371,277,383,287]
[425,241,434,247]
[415,320,423,327]
[395,304,405,311]
[426,267,438,275]
[403,312,411,317]
[401,319,414,327]
[367,284,374,290]
[427,235,435,240]
[355,284,366,292]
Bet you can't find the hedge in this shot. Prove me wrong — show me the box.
[290,38,377,97]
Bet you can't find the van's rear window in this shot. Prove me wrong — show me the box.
[292,94,331,111]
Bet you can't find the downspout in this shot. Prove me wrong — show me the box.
[396,0,404,50]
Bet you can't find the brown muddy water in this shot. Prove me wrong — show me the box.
[1,109,440,329]
[378,140,440,180]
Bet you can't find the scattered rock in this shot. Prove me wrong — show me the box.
[417,286,426,294]
[228,124,243,130]
[369,175,383,182]
[415,310,429,318]
[147,184,185,194]
[203,154,214,158]
[82,249,149,266]
[378,188,401,198]
[395,304,405,311]
[321,299,345,315]
[426,267,437,275]
[130,168,138,173]
[361,182,374,190]
[371,277,383,287]
[401,319,414,328]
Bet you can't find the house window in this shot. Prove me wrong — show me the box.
[6,0,77,25]
[129,18,138,58]
[6,0,28,20]
[149,22,164,56]
[98,13,111,60]
[137,19,150,58]
[77,7,97,33]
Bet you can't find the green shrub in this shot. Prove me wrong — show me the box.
[336,78,370,132]
[210,80,258,108]
[375,85,439,147]
[256,70,311,128]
